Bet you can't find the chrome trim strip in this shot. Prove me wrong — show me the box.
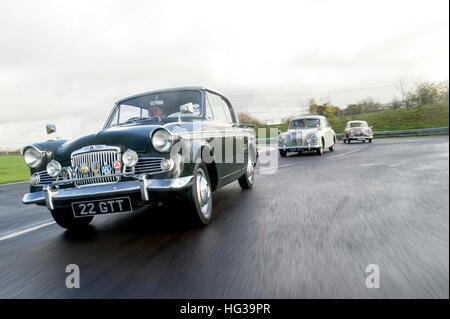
[277,145,321,150]
[21,144,46,156]
[71,145,121,157]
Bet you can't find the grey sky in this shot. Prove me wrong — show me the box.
[0,0,448,149]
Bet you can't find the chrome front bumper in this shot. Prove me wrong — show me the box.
[22,175,194,210]
[347,135,372,140]
[278,144,319,151]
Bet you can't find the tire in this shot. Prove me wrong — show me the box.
[369,139,372,143]
[238,156,255,189]
[279,150,287,157]
[329,143,335,152]
[51,208,93,230]
[182,162,213,226]
[316,140,324,155]
[348,139,351,144]
[362,140,366,143]
[343,139,347,144]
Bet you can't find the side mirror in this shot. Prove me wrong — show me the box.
[46,123,59,139]
[46,123,56,135]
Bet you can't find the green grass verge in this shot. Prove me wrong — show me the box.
[0,155,30,184]
[255,102,449,137]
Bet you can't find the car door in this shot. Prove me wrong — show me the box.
[322,118,333,148]
[205,92,241,184]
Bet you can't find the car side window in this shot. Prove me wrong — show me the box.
[207,92,233,124]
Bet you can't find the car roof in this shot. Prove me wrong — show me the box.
[347,120,368,124]
[291,115,325,121]
[116,86,226,104]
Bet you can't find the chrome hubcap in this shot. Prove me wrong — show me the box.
[196,168,211,218]
[247,158,254,184]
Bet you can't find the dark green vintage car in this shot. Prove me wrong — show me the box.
[22,87,257,229]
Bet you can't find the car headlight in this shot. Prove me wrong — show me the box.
[23,147,44,168]
[122,149,138,167]
[306,133,318,143]
[46,160,61,177]
[152,129,173,152]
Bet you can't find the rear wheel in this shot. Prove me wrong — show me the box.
[329,137,336,152]
[369,138,372,143]
[182,162,213,226]
[238,157,255,190]
[279,150,287,157]
[50,208,93,230]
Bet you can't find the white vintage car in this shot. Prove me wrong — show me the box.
[277,115,337,157]
[343,120,373,143]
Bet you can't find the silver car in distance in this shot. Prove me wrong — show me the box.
[277,115,337,157]
[343,120,373,143]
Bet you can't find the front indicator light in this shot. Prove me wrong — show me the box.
[160,159,174,171]
[30,173,40,185]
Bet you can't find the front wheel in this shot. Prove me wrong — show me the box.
[182,162,213,226]
[369,139,372,143]
[279,150,287,157]
[50,208,93,230]
[316,140,324,155]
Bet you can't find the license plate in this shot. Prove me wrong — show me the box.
[71,197,132,218]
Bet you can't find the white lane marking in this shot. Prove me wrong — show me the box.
[327,145,369,158]
[0,221,56,241]
[256,145,369,172]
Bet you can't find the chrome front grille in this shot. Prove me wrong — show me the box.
[291,132,302,145]
[35,171,56,185]
[71,148,121,186]
[125,157,165,175]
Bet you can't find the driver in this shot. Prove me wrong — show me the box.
[148,105,164,118]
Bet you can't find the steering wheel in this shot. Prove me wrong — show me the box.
[124,117,142,124]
